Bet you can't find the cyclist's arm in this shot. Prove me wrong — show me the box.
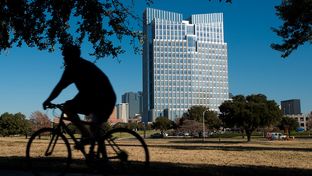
[45,68,72,103]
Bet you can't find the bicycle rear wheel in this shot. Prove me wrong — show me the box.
[100,128,149,174]
[26,128,71,176]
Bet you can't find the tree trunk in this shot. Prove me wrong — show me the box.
[241,128,245,139]
[284,127,289,137]
[246,129,252,142]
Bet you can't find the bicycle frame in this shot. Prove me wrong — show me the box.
[27,105,150,175]
[50,108,109,159]
[48,111,89,157]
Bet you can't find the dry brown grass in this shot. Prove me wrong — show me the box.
[1,136,312,170]
[146,137,312,169]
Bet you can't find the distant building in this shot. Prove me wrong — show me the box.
[122,92,143,118]
[229,93,234,99]
[286,114,308,131]
[281,99,301,115]
[281,99,308,131]
[116,103,129,123]
[142,8,229,122]
[108,107,120,125]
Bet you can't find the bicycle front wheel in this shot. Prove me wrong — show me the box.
[101,128,149,173]
[26,128,72,176]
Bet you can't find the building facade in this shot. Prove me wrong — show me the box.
[280,99,308,131]
[122,91,143,118]
[286,114,307,131]
[143,8,229,122]
[281,99,301,115]
[116,103,129,123]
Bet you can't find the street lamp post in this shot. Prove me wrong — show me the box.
[202,110,208,142]
[143,122,146,139]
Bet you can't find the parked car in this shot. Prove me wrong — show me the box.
[150,133,164,138]
[296,127,305,132]
[184,132,190,136]
[266,132,287,140]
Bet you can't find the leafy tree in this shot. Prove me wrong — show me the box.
[144,123,153,131]
[183,105,221,130]
[136,122,144,131]
[2,0,308,59]
[152,116,173,133]
[176,119,203,135]
[271,0,312,58]
[183,105,207,122]
[127,122,139,130]
[0,0,234,59]
[205,110,222,130]
[29,111,51,132]
[113,122,128,129]
[0,0,153,59]
[278,116,299,136]
[0,112,31,136]
[219,94,282,142]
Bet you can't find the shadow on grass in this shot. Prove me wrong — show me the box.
[148,144,312,152]
[0,156,311,176]
[170,138,247,144]
[151,139,312,152]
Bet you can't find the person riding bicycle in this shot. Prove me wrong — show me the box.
[43,43,116,144]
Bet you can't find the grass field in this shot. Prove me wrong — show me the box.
[145,137,312,169]
[0,136,312,175]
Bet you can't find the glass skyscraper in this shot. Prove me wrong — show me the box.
[143,8,229,122]
[281,99,301,115]
[122,91,143,118]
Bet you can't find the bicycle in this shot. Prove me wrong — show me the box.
[26,103,149,176]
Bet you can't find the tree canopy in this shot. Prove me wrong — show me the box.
[219,94,282,142]
[0,0,235,59]
[182,105,221,130]
[29,111,51,132]
[1,0,310,59]
[153,116,174,133]
[278,116,299,136]
[182,105,208,122]
[271,0,312,58]
[0,112,30,136]
[0,0,152,58]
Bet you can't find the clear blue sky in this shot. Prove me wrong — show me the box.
[1,0,311,118]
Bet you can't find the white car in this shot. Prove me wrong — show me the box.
[266,132,287,140]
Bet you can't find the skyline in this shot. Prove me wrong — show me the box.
[1,0,312,118]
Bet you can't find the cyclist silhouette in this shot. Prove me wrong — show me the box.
[43,44,116,140]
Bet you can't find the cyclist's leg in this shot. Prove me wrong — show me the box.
[89,101,115,159]
[88,112,108,154]
[64,96,91,139]
[90,99,115,138]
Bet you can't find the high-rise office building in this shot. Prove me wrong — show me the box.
[122,91,143,118]
[143,8,229,122]
[281,99,301,115]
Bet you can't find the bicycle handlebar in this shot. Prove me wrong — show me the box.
[45,103,92,125]
[45,103,64,110]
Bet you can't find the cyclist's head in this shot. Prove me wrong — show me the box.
[62,44,81,65]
